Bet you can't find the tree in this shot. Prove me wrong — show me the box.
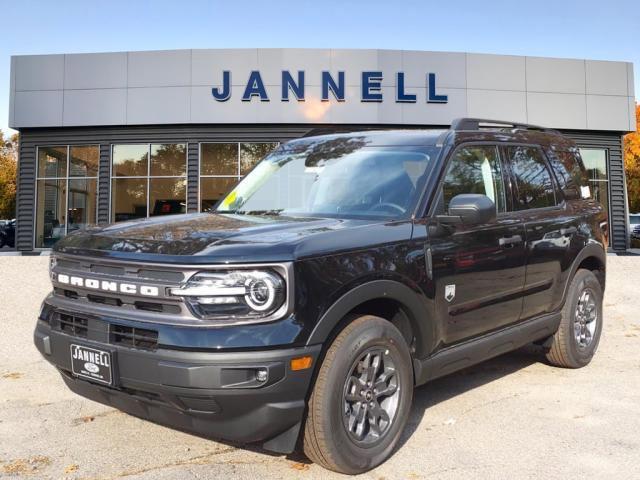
[0,131,18,219]
[624,104,640,214]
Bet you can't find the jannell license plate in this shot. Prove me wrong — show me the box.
[70,344,113,385]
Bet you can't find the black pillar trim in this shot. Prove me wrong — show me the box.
[97,144,111,224]
[187,142,199,213]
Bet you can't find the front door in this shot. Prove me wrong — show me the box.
[428,144,527,346]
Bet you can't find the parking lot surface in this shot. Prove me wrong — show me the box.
[1,255,639,479]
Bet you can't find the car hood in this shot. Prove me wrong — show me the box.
[54,213,414,264]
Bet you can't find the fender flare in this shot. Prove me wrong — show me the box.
[561,243,606,302]
[306,279,433,356]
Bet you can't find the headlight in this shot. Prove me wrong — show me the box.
[170,270,287,320]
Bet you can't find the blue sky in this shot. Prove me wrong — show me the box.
[1,0,638,135]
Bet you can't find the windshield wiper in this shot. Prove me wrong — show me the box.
[216,209,284,216]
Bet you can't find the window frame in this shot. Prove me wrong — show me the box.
[499,143,565,213]
[34,144,99,249]
[109,143,188,222]
[431,142,514,219]
[198,141,280,212]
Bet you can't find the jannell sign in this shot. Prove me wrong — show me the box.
[212,71,449,104]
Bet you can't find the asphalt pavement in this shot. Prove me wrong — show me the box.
[1,255,639,479]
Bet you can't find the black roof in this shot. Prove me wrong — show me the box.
[293,129,448,147]
[291,118,575,150]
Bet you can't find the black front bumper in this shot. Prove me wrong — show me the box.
[34,318,321,453]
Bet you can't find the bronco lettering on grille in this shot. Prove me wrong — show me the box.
[57,274,159,297]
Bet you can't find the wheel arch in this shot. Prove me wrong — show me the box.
[306,280,434,360]
[563,243,606,301]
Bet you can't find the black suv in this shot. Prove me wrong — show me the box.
[35,119,606,474]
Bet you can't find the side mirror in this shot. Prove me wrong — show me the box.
[439,194,496,225]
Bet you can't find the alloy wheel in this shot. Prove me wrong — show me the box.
[574,288,598,349]
[342,347,400,445]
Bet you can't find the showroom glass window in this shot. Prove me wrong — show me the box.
[200,142,278,211]
[579,149,609,218]
[35,146,98,248]
[111,144,187,222]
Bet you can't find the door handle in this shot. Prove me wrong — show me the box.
[560,227,577,236]
[499,235,523,247]
[424,246,433,281]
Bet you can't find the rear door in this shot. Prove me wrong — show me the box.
[502,145,580,319]
[428,144,527,346]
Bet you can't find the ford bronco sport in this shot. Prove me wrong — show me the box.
[35,118,606,474]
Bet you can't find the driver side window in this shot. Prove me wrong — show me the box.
[442,145,506,214]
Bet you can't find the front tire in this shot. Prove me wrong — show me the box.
[545,269,603,368]
[303,315,413,474]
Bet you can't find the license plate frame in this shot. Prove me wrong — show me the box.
[70,344,114,386]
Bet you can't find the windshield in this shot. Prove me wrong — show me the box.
[215,136,440,219]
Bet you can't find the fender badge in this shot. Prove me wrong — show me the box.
[445,284,456,302]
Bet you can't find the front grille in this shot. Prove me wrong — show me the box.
[57,313,89,338]
[87,294,122,307]
[110,324,159,351]
[54,287,181,314]
[54,311,159,351]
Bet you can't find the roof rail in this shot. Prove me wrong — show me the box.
[301,126,376,137]
[450,117,558,134]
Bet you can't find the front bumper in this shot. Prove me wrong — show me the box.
[34,317,321,453]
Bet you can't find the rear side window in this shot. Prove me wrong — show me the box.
[506,146,558,210]
[442,145,507,213]
[546,148,588,199]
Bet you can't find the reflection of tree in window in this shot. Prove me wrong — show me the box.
[507,146,556,209]
[151,144,186,176]
[240,143,278,174]
[70,146,99,177]
[546,149,588,198]
[303,137,368,167]
[113,145,148,177]
[111,144,187,221]
[442,146,505,213]
[201,143,238,175]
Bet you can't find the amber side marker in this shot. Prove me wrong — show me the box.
[290,355,313,371]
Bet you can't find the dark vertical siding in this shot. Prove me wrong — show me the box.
[562,130,628,251]
[187,142,199,213]
[15,124,314,251]
[98,144,111,223]
[15,139,36,251]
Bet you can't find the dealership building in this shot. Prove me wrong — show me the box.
[7,48,636,252]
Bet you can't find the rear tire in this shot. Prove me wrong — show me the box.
[545,269,603,368]
[303,315,413,474]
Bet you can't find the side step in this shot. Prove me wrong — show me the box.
[413,312,561,386]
